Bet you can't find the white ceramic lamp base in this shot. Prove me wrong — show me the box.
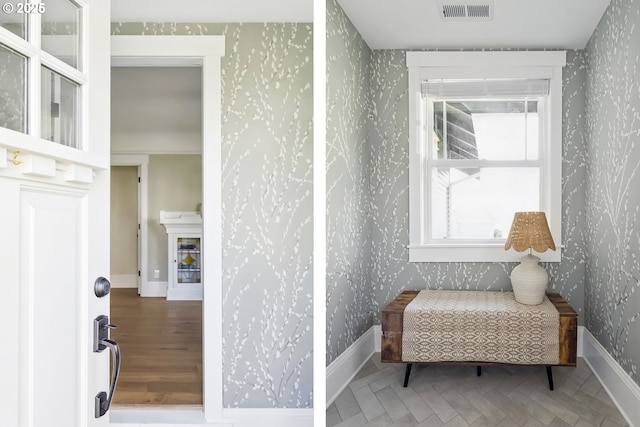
[510,253,548,305]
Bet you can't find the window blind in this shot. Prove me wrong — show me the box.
[422,79,550,99]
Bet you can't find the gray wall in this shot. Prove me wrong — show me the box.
[326,0,374,365]
[112,23,313,408]
[110,166,138,277]
[148,154,203,282]
[584,0,640,386]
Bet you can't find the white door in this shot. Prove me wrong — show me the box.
[0,1,112,426]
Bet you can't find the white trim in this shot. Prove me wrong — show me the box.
[581,328,640,427]
[373,324,382,352]
[223,409,313,427]
[110,274,137,289]
[409,245,562,263]
[167,285,203,301]
[20,154,56,177]
[111,154,149,296]
[139,281,168,298]
[111,35,224,423]
[313,0,328,423]
[110,408,311,427]
[110,408,230,426]
[0,147,6,168]
[577,325,584,357]
[326,327,376,408]
[406,51,567,68]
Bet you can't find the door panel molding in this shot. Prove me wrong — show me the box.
[19,186,87,426]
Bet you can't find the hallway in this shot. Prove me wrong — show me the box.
[110,288,202,406]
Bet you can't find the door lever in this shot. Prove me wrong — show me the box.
[93,315,121,418]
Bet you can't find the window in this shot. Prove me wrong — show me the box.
[0,0,85,149]
[407,51,565,262]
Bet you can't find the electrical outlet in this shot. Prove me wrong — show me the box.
[154,269,160,279]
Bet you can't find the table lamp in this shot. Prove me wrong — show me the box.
[504,212,556,305]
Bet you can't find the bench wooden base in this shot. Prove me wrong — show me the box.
[382,291,578,390]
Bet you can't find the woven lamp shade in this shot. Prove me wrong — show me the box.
[504,212,556,253]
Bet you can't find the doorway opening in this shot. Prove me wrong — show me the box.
[109,66,204,407]
[109,35,225,423]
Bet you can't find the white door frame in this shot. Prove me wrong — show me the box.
[111,36,225,424]
[110,155,148,295]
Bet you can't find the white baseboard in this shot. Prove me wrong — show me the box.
[581,327,640,427]
[111,408,310,426]
[223,408,312,427]
[140,281,167,297]
[167,284,203,301]
[326,326,376,408]
[110,408,231,426]
[110,274,138,288]
[374,324,381,351]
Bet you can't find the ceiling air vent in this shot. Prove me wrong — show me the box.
[438,0,493,21]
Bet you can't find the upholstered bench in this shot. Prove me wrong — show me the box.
[381,290,577,390]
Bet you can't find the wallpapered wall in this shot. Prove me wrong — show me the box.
[326,0,375,364]
[112,23,313,408]
[584,0,640,385]
[326,0,588,365]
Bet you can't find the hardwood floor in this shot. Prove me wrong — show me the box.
[110,288,202,406]
[328,353,629,427]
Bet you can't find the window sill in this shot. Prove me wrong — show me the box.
[408,243,563,263]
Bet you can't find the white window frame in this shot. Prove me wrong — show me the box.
[407,51,566,263]
[0,0,88,153]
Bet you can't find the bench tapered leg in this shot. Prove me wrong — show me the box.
[546,366,554,390]
[403,364,413,387]
[477,366,482,376]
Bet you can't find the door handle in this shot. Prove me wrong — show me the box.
[93,315,121,418]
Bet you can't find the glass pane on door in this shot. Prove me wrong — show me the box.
[41,0,80,69]
[177,237,201,284]
[41,66,79,148]
[0,4,27,38]
[0,44,27,132]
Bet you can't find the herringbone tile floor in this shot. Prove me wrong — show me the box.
[327,353,629,427]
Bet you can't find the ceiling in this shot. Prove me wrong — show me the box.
[337,0,611,50]
[110,0,313,23]
[110,0,611,49]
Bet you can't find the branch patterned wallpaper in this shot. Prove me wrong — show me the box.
[112,23,313,408]
[328,0,639,389]
[584,0,640,385]
[326,0,375,365]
